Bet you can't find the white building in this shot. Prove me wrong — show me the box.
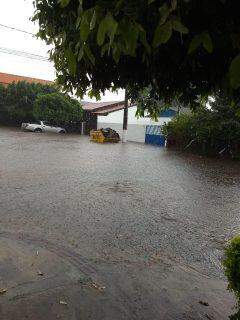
[98,105,176,143]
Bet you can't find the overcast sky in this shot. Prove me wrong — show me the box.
[0,0,124,102]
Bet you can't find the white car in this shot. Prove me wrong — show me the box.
[21,120,66,134]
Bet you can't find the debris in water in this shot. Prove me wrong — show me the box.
[0,289,7,295]
[91,282,106,292]
[199,300,209,306]
[205,314,213,320]
[78,276,92,285]
[59,300,68,305]
[37,271,44,276]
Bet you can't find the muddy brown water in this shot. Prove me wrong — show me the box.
[0,127,239,319]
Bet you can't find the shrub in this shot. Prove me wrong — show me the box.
[162,94,240,157]
[223,236,240,303]
[33,92,83,124]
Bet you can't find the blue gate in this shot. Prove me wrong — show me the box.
[145,125,166,147]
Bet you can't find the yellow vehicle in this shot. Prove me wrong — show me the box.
[90,128,120,143]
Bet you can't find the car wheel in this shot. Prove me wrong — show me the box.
[59,130,66,134]
[34,128,42,133]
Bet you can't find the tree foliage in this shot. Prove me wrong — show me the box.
[33,0,240,115]
[0,81,83,125]
[33,92,83,123]
[223,236,240,304]
[162,93,240,157]
[0,82,57,124]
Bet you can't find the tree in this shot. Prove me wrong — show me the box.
[0,81,82,126]
[2,81,58,124]
[33,0,240,116]
[33,92,83,124]
[0,84,7,121]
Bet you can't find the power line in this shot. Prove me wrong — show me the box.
[0,46,49,62]
[0,23,35,36]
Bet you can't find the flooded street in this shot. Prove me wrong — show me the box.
[0,127,239,319]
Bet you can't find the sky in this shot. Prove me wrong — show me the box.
[0,0,124,102]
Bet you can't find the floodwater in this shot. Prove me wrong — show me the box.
[0,126,239,319]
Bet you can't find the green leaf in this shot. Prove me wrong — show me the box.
[188,32,213,54]
[84,44,95,65]
[62,31,66,44]
[202,31,213,53]
[136,23,151,54]
[171,0,177,11]
[97,12,118,46]
[123,22,139,56]
[172,20,189,34]
[80,9,93,41]
[101,43,109,57]
[66,48,77,75]
[80,17,90,41]
[115,0,124,13]
[76,16,81,28]
[139,29,151,54]
[112,43,121,63]
[159,3,170,25]
[59,0,71,8]
[188,34,202,54]
[229,54,240,89]
[90,9,97,30]
[153,21,172,47]
[78,46,84,61]
[97,19,106,46]
[108,19,118,45]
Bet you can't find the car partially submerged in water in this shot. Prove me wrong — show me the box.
[21,120,66,134]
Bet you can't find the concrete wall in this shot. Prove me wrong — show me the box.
[98,122,146,143]
[98,106,173,143]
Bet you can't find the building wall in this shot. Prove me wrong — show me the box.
[98,106,173,143]
[98,122,147,143]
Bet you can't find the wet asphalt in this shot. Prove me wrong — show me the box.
[0,127,239,319]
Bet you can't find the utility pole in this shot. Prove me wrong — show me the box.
[122,90,128,143]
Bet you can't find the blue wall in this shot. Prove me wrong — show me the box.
[145,125,166,147]
[145,134,166,146]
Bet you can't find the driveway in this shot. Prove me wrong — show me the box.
[0,127,238,319]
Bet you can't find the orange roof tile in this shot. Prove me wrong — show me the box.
[0,72,53,86]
